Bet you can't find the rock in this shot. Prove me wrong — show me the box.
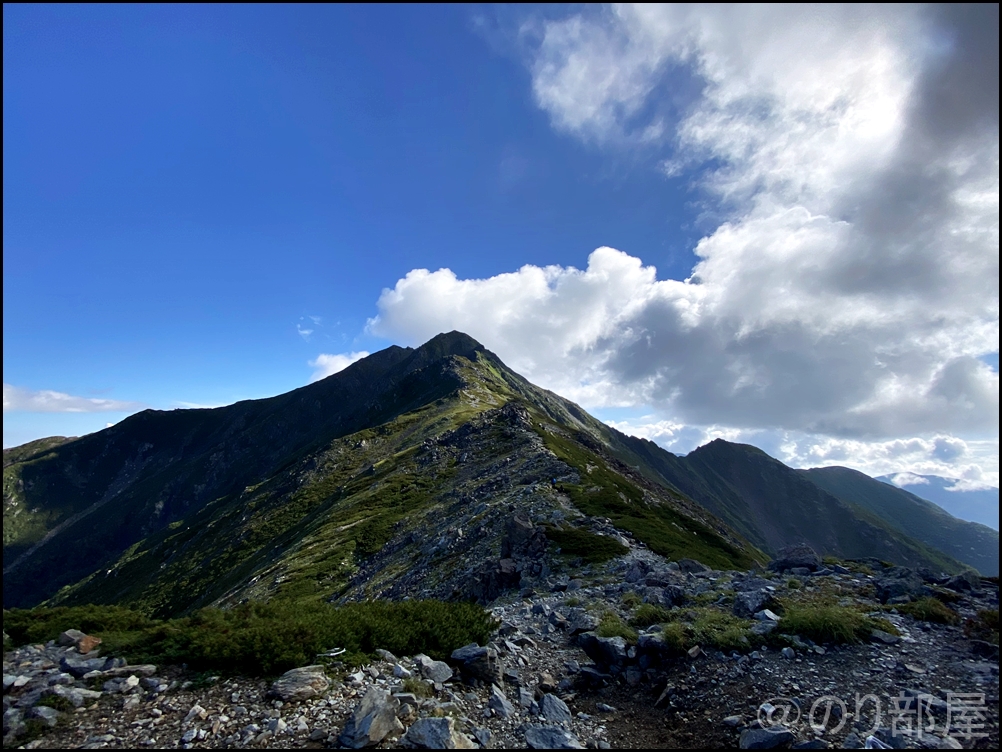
[723,715,744,728]
[869,629,900,645]
[781,647,796,659]
[577,633,628,669]
[417,655,454,684]
[790,742,828,749]
[863,736,892,749]
[27,706,59,728]
[488,685,515,718]
[104,664,157,678]
[49,685,102,708]
[473,727,492,747]
[269,665,330,702]
[768,544,821,573]
[57,629,87,647]
[77,635,103,654]
[688,645,702,659]
[539,693,572,724]
[401,717,475,749]
[524,725,585,749]
[184,704,208,723]
[944,570,980,592]
[567,612,599,636]
[754,609,781,622]
[733,591,774,619]
[677,558,711,574]
[450,644,502,684]
[59,655,107,679]
[739,727,796,749]
[339,687,404,748]
[394,664,413,679]
[874,568,925,604]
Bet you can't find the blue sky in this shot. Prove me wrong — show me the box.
[4,5,998,491]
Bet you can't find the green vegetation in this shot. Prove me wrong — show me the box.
[545,525,629,564]
[4,600,497,676]
[402,676,434,698]
[629,603,673,628]
[787,578,802,590]
[596,612,638,643]
[620,591,642,609]
[777,602,881,644]
[537,426,760,570]
[655,607,753,652]
[895,597,960,625]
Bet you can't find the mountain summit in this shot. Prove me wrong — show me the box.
[3,333,987,616]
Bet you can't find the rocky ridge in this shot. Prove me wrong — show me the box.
[5,537,998,750]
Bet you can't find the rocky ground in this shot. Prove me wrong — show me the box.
[4,539,999,750]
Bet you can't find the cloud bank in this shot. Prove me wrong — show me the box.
[368,4,997,481]
[3,384,144,413]
[309,351,370,382]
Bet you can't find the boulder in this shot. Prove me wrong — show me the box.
[57,629,87,647]
[269,666,330,702]
[488,684,515,718]
[400,717,475,749]
[416,655,453,684]
[944,570,981,592]
[339,687,404,748]
[874,568,925,604]
[739,727,796,749]
[539,693,572,724]
[577,633,628,669]
[732,590,774,619]
[523,725,585,749]
[768,544,821,573]
[677,558,711,574]
[450,644,502,684]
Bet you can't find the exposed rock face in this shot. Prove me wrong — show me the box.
[450,644,503,685]
[268,666,330,702]
[523,725,585,749]
[338,687,404,748]
[768,544,821,573]
[401,717,475,749]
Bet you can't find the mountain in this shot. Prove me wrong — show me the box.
[802,466,999,575]
[876,473,999,531]
[616,438,967,574]
[3,332,762,614]
[5,333,979,616]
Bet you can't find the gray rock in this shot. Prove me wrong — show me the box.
[722,715,743,728]
[49,685,102,708]
[944,570,980,592]
[450,644,502,684]
[790,742,828,749]
[27,705,59,728]
[751,621,777,636]
[59,655,107,678]
[677,558,711,574]
[339,687,404,748]
[401,717,475,749]
[733,591,774,619]
[768,544,821,573]
[577,633,628,669]
[754,609,781,622]
[488,685,515,719]
[524,725,585,749]
[57,629,87,647]
[417,655,454,684]
[473,727,492,747]
[842,732,863,749]
[781,647,796,659]
[539,693,572,724]
[739,727,796,749]
[269,665,330,702]
[874,568,925,604]
[869,629,900,645]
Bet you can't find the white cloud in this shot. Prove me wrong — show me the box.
[3,384,144,413]
[371,5,998,449]
[308,352,370,382]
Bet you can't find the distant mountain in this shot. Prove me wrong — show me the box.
[876,474,999,531]
[619,438,967,574]
[801,467,998,576]
[3,332,761,614]
[4,332,978,616]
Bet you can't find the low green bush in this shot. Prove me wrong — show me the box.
[896,597,960,625]
[545,526,628,564]
[3,599,497,676]
[778,603,876,644]
[596,612,638,643]
[629,603,673,628]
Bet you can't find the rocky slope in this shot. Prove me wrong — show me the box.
[5,539,998,749]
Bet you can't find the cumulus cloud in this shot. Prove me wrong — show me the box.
[371,5,998,449]
[308,352,370,382]
[3,384,144,413]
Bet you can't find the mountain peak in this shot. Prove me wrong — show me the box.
[414,331,485,359]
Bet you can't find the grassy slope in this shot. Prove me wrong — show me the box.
[802,466,999,576]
